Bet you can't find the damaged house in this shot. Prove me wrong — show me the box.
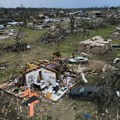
[24,63,76,101]
[110,31,120,40]
[79,36,112,55]
[110,25,120,40]
[0,61,76,102]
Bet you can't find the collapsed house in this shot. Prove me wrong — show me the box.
[25,66,75,101]
[0,60,77,117]
[0,60,76,102]
[79,36,112,55]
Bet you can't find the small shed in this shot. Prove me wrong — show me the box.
[79,36,112,55]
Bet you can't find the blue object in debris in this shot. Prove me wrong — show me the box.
[84,114,91,119]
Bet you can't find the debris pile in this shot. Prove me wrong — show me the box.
[41,26,68,44]
[0,53,88,117]
[97,68,120,112]
[1,52,120,119]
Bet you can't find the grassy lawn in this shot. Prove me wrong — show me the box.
[91,26,116,38]
[112,40,120,44]
[11,26,47,44]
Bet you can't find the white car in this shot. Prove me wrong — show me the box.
[69,57,88,63]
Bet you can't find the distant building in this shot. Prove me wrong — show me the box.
[110,32,120,40]
[79,36,112,55]
[110,24,120,40]
[87,11,102,18]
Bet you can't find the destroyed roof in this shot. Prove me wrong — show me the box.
[79,36,112,47]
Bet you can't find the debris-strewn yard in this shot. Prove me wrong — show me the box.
[0,25,120,120]
[0,25,116,76]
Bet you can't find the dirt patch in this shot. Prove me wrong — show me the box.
[0,91,24,120]
[84,60,106,73]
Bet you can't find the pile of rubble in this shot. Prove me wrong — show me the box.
[1,52,120,119]
[41,26,69,44]
[0,52,89,117]
[0,58,78,99]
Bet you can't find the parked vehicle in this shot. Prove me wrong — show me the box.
[69,57,88,63]
[112,44,120,49]
[69,86,101,101]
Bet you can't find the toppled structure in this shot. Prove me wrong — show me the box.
[41,26,68,44]
[25,62,76,101]
[79,36,112,55]
[0,58,77,102]
[0,58,79,117]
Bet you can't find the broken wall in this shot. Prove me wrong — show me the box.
[41,68,56,85]
[25,68,41,87]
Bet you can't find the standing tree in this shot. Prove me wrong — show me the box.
[14,9,29,51]
[70,16,75,34]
